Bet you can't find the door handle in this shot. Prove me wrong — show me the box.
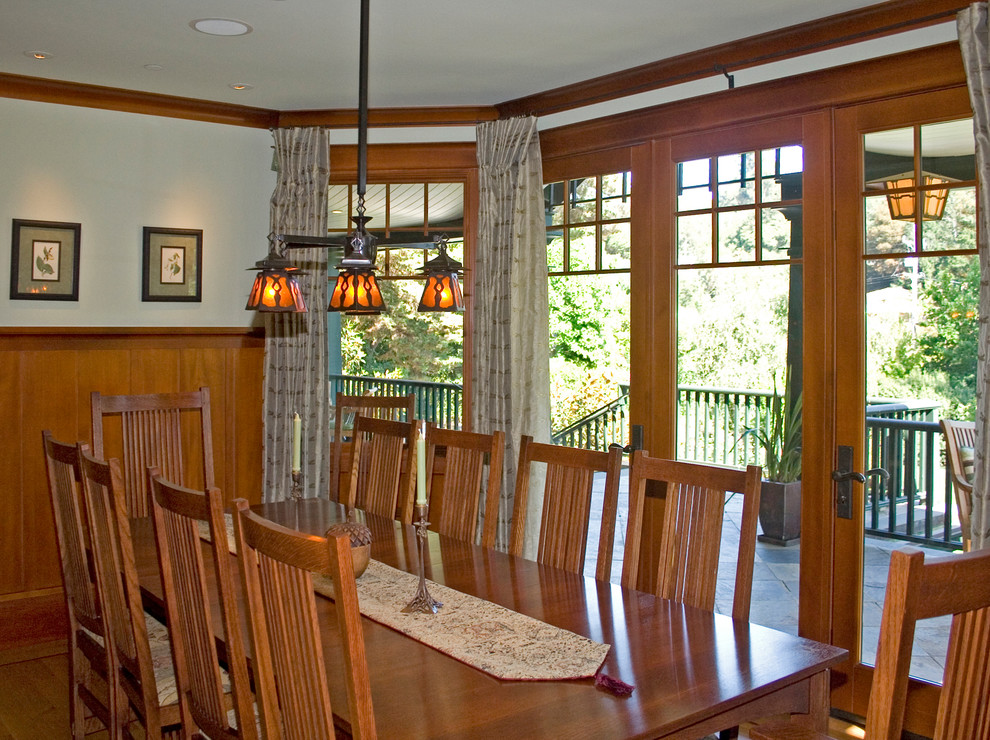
[833,446,889,520]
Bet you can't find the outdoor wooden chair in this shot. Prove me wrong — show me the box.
[148,471,257,740]
[42,431,115,739]
[78,448,182,737]
[330,392,415,502]
[752,546,990,740]
[232,498,377,739]
[510,436,623,581]
[344,414,418,525]
[940,419,977,551]
[425,425,505,548]
[91,387,215,517]
[622,450,763,621]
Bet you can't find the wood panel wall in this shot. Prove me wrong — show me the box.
[0,328,265,600]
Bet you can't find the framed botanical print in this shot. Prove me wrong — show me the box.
[10,219,81,301]
[142,227,203,302]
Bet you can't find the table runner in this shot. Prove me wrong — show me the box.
[200,517,610,681]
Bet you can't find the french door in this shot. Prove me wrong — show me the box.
[828,87,976,734]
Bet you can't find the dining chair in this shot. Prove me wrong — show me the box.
[343,414,418,525]
[91,386,215,517]
[42,431,116,739]
[425,424,505,548]
[232,498,377,740]
[752,546,990,740]
[510,435,623,581]
[621,450,762,621]
[78,447,182,737]
[148,470,257,740]
[330,392,415,502]
[940,418,977,551]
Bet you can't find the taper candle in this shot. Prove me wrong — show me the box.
[416,420,427,505]
[292,412,302,473]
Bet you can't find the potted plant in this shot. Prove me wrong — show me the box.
[740,378,802,545]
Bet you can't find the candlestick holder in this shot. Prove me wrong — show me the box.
[402,503,442,614]
[290,469,302,502]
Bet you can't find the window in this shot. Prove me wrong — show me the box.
[329,182,465,386]
[543,173,631,447]
[675,145,804,466]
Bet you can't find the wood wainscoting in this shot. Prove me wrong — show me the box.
[0,328,265,638]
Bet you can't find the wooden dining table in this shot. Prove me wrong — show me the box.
[132,497,846,739]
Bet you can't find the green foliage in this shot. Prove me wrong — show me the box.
[339,249,463,384]
[740,375,802,482]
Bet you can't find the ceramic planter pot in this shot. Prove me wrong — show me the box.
[758,479,801,546]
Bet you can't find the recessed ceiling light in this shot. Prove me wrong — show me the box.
[144,64,163,72]
[25,51,52,60]
[190,18,253,36]
[229,83,254,91]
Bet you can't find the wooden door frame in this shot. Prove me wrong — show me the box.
[829,86,973,734]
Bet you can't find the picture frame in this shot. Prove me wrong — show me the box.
[10,219,81,301]
[142,227,203,302]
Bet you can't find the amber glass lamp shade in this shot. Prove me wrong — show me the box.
[246,250,306,312]
[418,240,465,312]
[418,272,464,312]
[884,175,949,221]
[328,269,386,314]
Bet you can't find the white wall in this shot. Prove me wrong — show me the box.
[0,97,274,327]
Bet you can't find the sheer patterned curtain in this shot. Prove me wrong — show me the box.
[959,3,990,548]
[474,116,552,554]
[262,127,331,502]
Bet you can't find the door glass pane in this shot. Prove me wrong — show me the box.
[861,119,977,683]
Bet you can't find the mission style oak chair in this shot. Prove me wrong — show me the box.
[510,436,623,581]
[42,431,116,738]
[329,392,415,502]
[148,471,257,740]
[752,547,990,740]
[621,450,763,622]
[343,414,418,525]
[91,387,215,517]
[940,418,977,552]
[424,424,505,548]
[233,498,377,739]
[78,448,183,737]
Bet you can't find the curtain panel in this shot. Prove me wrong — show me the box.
[959,3,990,549]
[474,116,552,554]
[263,127,332,502]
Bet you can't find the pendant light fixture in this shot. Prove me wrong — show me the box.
[327,0,385,314]
[883,173,950,222]
[418,235,465,312]
[245,235,306,312]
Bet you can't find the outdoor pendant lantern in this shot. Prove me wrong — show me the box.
[884,174,950,222]
[418,236,465,312]
[245,239,306,312]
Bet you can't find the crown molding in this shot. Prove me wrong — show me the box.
[498,0,967,118]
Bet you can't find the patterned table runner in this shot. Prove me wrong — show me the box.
[201,517,610,681]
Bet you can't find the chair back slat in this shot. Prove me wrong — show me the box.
[345,415,417,524]
[233,499,376,740]
[510,436,622,581]
[425,426,505,547]
[330,392,415,502]
[149,472,257,740]
[623,452,762,621]
[92,387,214,517]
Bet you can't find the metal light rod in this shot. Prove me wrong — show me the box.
[357,0,369,202]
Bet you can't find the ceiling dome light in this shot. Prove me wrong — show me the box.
[25,51,52,60]
[190,18,253,36]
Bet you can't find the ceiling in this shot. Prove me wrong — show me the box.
[2,0,898,112]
